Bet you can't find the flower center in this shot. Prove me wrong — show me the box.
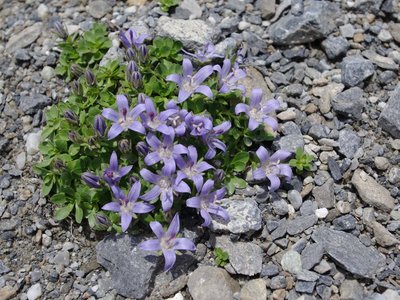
[263,161,280,175]
[183,165,197,178]
[119,115,134,130]
[182,76,195,93]
[168,115,182,128]
[248,107,264,122]
[121,201,133,214]
[158,145,173,159]
[160,236,173,250]
[158,177,171,190]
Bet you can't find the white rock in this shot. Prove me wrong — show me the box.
[15,152,27,170]
[167,292,184,300]
[27,283,42,300]
[26,131,41,155]
[378,29,392,42]
[41,66,55,81]
[124,6,137,14]
[37,4,49,20]
[66,24,80,35]
[238,21,250,31]
[281,250,302,274]
[315,208,329,219]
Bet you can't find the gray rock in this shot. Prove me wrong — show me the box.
[87,0,111,19]
[333,215,357,231]
[340,280,364,300]
[256,0,276,19]
[0,260,10,275]
[312,178,335,208]
[6,23,42,53]
[297,270,320,282]
[19,94,51,115]
[180,0,202,19]
[0,218,19,231]
[338,128,361,159]
[210,199,262,234]
[15,49,31,61]
[340,24,355,38]
[311,228,385,277]
[281,250,302,274]
[99,46,124,67]
[27,283,42,300]
[240,279,267,300]
[276,134,304,152]
[327,157,342,181]
[295,280,316,293]
[214,235,263,276]
[370,221,399,247]
[351,169,395,212]
[269,275,287,289]
[261,263,280,277]
[300,200,318,216]
[301,243,325,270]
[287,214,318,235]
[156,16,219,50]
[269,1,339,45]
[288,190,303,210]
[187,266,240,300]
[388,167,400,184]
[41,66,55,81]
[53,251,70,266]
[308,124,330,139]
[353,0,384,13]
[332,87,365,120]
[341,56,375,87]
[379,70,396,85]
[362,50,399,71]
[378,84,400,138]
[322,36,349,60]
[272,198,289,216]
[226,0,246,12]
[270,218,288,240]
[26,131,42,155]
[96,234,159,299]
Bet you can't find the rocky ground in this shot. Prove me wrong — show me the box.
[1,0,400,299]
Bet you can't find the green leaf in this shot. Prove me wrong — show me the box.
[50,193,67,205]
[75,204,84,223]
[54,204,74,221]
[231,152,249,172]
[69,144,80,156]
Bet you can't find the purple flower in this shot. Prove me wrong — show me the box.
[102,95,146,140]
[185,113,213,136]
[235,89,280,131]
[182,42,224,63]
[186,179,229,227]
[252,146,292,192]
[81,172,101,188]
[144,132,188,174]
[94,115,106,137]
[138,213,196,271]
[166,58,213,103]
[102,182,154,232]
[213,58,246,94]
[140,166,191,212]
[103,151,133,186]
[119,28,149,49]
[140,96,176,134]
[176,146,214,188]
[159,100,189,136]
[202,121,231,159]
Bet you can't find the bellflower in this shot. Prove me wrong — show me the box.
[185,113,213,136]
[138,213,196,271]
[182,42,223,63]
[103,151,133,186]
[252,146,292,192]
[81,172,101,188]
[159,100,189,136]
[119,28,149,49]
[140,166,191,212]
[213,58,246,94]
[102,95,146,140]
[186,179,229,227]
[235,89,280,131]
[144,132,188,174]
[94,115,106,137]
[202,121,231,159]
[140,97,175,134]
[176,145,214,188]
[166,58,213,103]
[102,182,154,232]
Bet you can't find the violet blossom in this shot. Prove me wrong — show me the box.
[102,95,146,140]
[159,100,189,136]
[140,166,191,212]
[102,182,154,232]
[119,28,149,49]
[213,58,246,94]
[144,132,188,174]
[186,179,229,227]
[166,58,213,103]
[102,151,133,186]
[176,145,214,188]
[252,146,292,192]
[140,96,175,134]
[185,113,213,136]
[182,42,223,63]
[81,172,101,188]
[138,213,196,271]
[235,88,280,131]
[202,121,231,159]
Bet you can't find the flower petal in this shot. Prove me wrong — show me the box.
[166,74,182,86]
[146,133,162,149]
[129,121,146,134]
[133,202,154,214]
[192,174,204,192]
[182,58,193,77]
[108,123,124,140]
[140,185,162,201]
[163,158,176,175]
[193,65,213,85]
[267,174,281,192]
[150,221,165,239]
[256,146,270,163]
[178,88,192,103]
[253,168,266,180]
[270,150,292,162]
[166,213,180,237]
[130,103,146,119]
[140,168,161,184]
[250,88,263,107]
[175,180,191,194]
[201,179,214,195]
[120,212,132,232]
[128,181,141,202]
[102,108,119,122]
[278,164,293,180]
[208,204,229,221]
[145,151,162,166]
[262,99,280,113]
[116,95,129,115]
[139,239,161,251]
[248,118,260,131]
[200,209,212,227]
[186,196,201,209]
[109,151,118,171]
[163,249,176,272]
[102,202,121,212]
[119,165,133,178]
[235,103,249,115]
[194,85,213,99]
[197,161,213,173]
[263,116,278,131]
[173,238,196,251]
[161,190,174,212]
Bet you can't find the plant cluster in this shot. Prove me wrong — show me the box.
[158,0,180,12]
[36,22,294,270]
[289,147,314,174]
[214,247,229,267]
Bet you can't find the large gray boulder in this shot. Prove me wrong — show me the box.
[378,84,400,138]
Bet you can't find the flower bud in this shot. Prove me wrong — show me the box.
[138,44,148,61]
[136,141,149,157]
[128,175,140,186]
[68,131,82,143]
[54,21,68,40]
[64,109,79,125]
[94,115,106,137]
[70,64,83,78]
[118,139,131,153]
[214,169,225,182]
[95,214,111,230]
[126,48,136,61]
[81,172,101,188]
[127,60,138,73]
[131,71,142,89]
[85,69,96,86]
[137,93,146,104]
[53,159,66,171]
[70,80,81,95]
[87,136,97,147]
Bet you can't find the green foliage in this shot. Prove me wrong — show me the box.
[158,0,180,12]
[214,248,229,267]
[289,147,314,174]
